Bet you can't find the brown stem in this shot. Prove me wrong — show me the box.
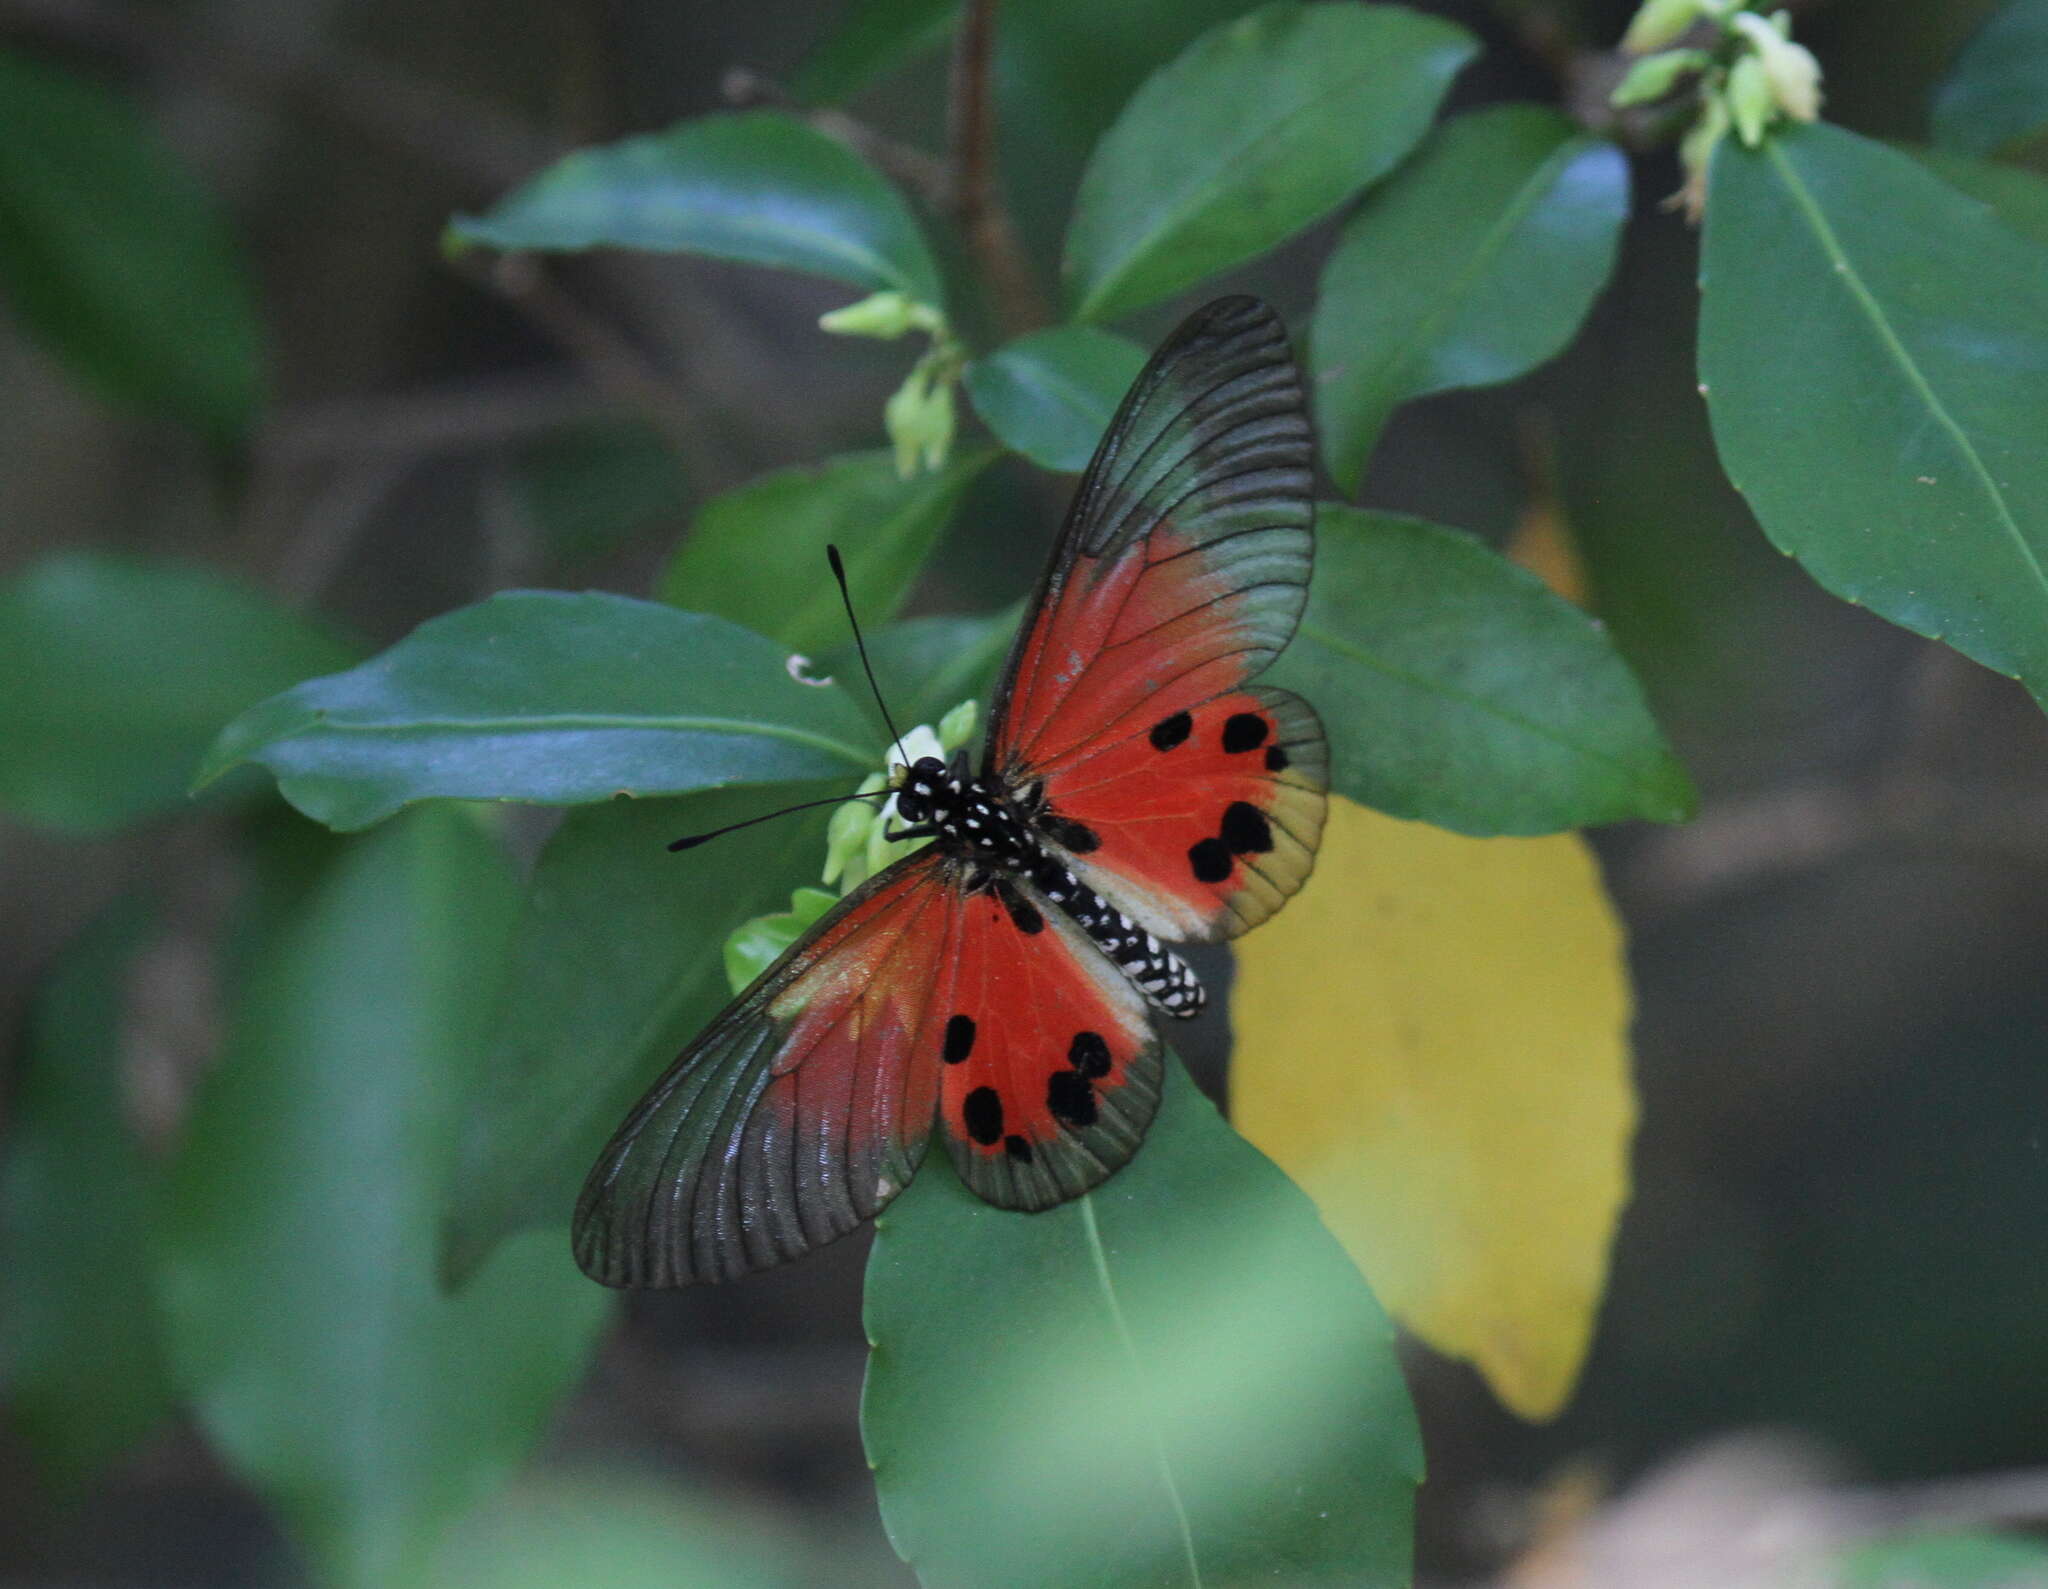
[946,0,1050,337]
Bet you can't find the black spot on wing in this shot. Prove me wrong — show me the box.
[1188,837,1234,884]
[1149,711,1193,751]
[1265,744,1290,772]
[1222,712,1269,753]
[1004,1133,1035,1163]
[994,879,1045,935]
[1222,801,1274,855]
[1069,1030,1112,1078]
[1042,815,1101,853]
[963,1086,1005,1146]
[1047,1069,1099,1130]
[943,1014,976,1065]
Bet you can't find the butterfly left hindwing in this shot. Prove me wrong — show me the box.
[932,868,1163,1211]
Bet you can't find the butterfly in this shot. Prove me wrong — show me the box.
[574,295,1326,1286]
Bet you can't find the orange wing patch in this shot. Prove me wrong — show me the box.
[932,873,1163,1210]
[1042,686,1327,943]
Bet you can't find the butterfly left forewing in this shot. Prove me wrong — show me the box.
[933,870,1162,1210]
[574,850,960,1286]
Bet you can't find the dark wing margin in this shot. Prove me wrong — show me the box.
[983,295,1316,777]
[573,850,960,1286]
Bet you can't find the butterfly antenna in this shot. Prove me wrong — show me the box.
[667,788,887,853]
[827,544,910,764]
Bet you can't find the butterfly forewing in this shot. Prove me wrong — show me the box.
[574,852,957,1285]
[986,295,1327,943]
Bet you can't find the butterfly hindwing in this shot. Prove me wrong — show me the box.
[574,851,958,1286]
[935,870,1163,1210]
[1040,684,1328,942]
[986,295,1326,943]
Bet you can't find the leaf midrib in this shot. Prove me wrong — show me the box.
[1762,137,2048,609]
[1080,1194,1203,1588]
[275,711,874,767]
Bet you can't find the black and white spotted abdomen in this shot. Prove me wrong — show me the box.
[894,755,1205,1019]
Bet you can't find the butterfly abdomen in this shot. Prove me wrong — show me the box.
[906,759,1206,1019]
[1020,853,1204,1019]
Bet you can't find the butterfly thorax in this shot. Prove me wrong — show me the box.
[893,756,1204,1019]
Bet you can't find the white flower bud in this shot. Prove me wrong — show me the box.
[1732,11,1823,122]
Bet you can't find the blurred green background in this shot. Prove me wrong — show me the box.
[3,0,2046,1583]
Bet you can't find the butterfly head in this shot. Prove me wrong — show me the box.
[890,755,951,826]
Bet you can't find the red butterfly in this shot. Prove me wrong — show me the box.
[575,296,1326,1285]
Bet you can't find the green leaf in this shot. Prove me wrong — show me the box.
[963,327,1147,472]
[1699,124,2048,711]
[449,110,942,306]
[864,1058,1420,1589]
[657,447,993,654]
[0,48,262,440]
[157,808,612,1589]
[0,900,176,1495]
[1313,105,1627,493]
[1062,1,1475,324]
[1930,0,2048,158]
[1266,507,1693,834]
[792,0,957,104]
[0,554,359,834]
[827,606,1021,732]
[195,592,879,831]
[1842,1529,2048,1588]
[1902,142,2048,249]
[443,788,834,1278]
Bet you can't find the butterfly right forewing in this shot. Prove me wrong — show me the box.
[574,850,961,1286]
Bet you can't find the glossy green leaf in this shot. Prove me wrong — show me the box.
[1904,143,2048,249]
[827,606,1021,732]
[1266,507,1693,834]
[994,0,1259,257]
[657,447,992,654]
[1930,0,2048,158]
[1062,1,1474,324]
[195,592,879,831]
[0,900,175,1494]
[0,554,359,834]
[1313,105,1627,493]
[0,48,262,440]
[865,1058,1420,1589]
[1843,1530,2048,1587]
[792,0,956,104]
[1700,124,2048,711]
[443,788,833,1278]
[449,111,942,306]
[963,328,1147,472]
[157,808,612,1589]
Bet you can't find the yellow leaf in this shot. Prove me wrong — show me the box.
[1231,797,1635,1420]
